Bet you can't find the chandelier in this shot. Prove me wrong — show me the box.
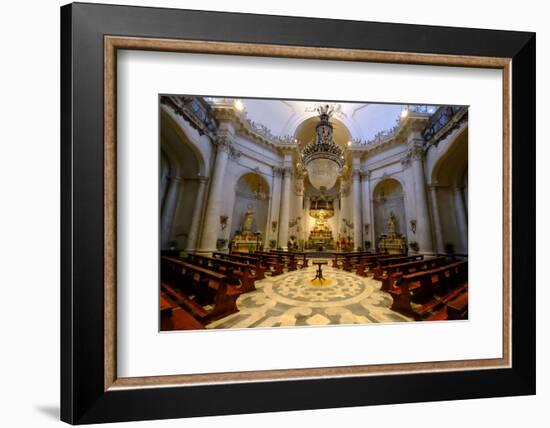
[301,104,344,191]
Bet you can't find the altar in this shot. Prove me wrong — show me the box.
[306,199,335,250]
[378,235,407,254]
[230,205,262,253]
[231,240,261,253]
[377,211,407,254]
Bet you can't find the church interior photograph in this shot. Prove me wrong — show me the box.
[159,95,468,331]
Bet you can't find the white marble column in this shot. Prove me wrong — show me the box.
[295,176,305,242]
[429,184,444,253]
[454,186,468,253]
[304,195,311,241]
[361,170,372,247]
[199,136,232,252]
[185,175,208,252]
[161,176,182,249]
[352,169,362,250]
[408,139,433,253]
[269,166,283,243]
[278,167,292,249]
[339,179,349,237]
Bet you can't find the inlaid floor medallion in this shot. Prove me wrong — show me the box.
[207,265,412,329]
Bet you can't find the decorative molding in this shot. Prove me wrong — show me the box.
[409,144,425,161]
[213,134,242,160]
[160,95,217,138]
[210,101,298,152]
[423,106,468,145]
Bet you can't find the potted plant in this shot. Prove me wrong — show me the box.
[409,241,419,253]
[445,243,455,256]
[216,238,228,250]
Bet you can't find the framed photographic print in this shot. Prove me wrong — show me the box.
[61,2,536,424]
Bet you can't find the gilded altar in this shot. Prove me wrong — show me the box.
[307,197,335,249]
[231,205,261,252]
[378,211,407,254]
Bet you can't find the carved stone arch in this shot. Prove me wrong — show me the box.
[230,172,271,243]
[233,169,272,197]
[160,106,207,176]
[372,178,406,247]
[430,125,468,186]
[289,114,359,145]
[428,125,468,254]
[160,108,209,250]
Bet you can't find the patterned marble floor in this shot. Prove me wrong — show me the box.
[207,264,413,329]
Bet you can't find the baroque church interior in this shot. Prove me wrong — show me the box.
[160,96,468,331]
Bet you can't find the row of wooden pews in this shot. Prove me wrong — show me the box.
[332,251,381,270]
[213,252,267,279]
[388,260,468,321]
[161,256,242,329]
[253,251,296,272]
[160,292,205,330]
[186,253,258,293]
[268,250,309,268]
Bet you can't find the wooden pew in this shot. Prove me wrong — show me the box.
[446,292,468,320]
[379,256,448,291]
[255,251,297,272]
[332,251,379,269]
[352,253,400,275]
[233,252,284,276]
[160,292,205,330]
[186,253,257,294]
[389,261,468,320]
[213,252,266,280]
[270,250,309,268]
[161,256,239,323]
[371,255,424,280]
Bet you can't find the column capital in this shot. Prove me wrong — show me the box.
[360,169,371,180]
[352,168,361,180]
[197,175,209,184]
[282,166,293,178]
[213,134,241,160]
[400,152,412,169]
[407,137,425,160]
[272,166,285,177]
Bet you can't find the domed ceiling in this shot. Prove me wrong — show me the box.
[210,98,408,145]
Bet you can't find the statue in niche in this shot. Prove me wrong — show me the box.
[378,210,406,254]
[243,205,254,235]
[386,211,398,235]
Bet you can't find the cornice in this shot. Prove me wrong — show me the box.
[211,105,299,155]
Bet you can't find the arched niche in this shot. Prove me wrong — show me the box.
[160,110,205,250]
[230,172,271,243]
[372,178,406,246]
[430,128,468,254]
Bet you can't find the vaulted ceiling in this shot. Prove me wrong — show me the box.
[222,98,408,144]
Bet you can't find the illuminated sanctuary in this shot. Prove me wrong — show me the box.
[159,95,468,331]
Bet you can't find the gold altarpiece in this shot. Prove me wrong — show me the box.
[378,211,407,254]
